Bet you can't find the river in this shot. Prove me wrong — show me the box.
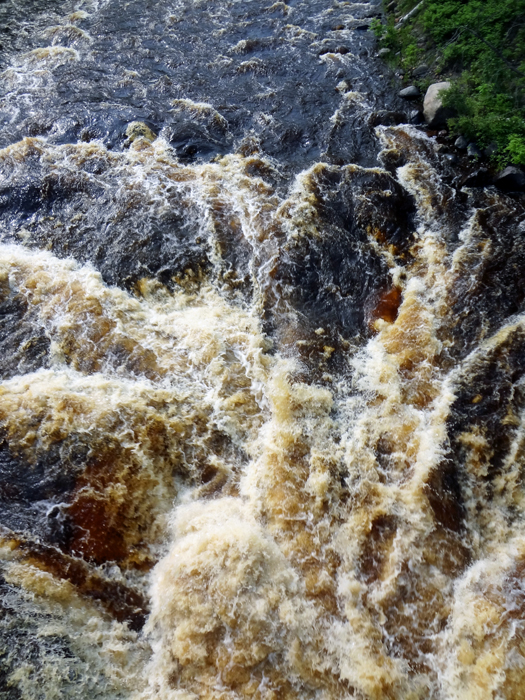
[1,0,525,698]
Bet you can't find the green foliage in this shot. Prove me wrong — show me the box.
[375,0,525,166]
[370,17,385,40]
[443,77,525,162]
[506,135,525,164]
[372,15,402,53]
[403,42,420,69]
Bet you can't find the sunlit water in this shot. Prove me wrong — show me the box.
[1,1,525,699]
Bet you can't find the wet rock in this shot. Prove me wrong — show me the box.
[467,143,482,159]
[412,64,428,78]
[399,85,420,99]
[454,135,468,150]
[0,440,79,547]
[424,463,466,534]
[319,46,349,56]
[125,121,156,144]
[267,166,416,353]
[368,110,407,127]
[163,100,232,162]
[379,148,406,172]
[447,195,525,357]
[377,48,390,57]
[7,534,149,629]
[164,122,228,162]
[0,156,211,292]
[461,168,492,188]
[423,81,453,128]
[443,153,458,165]
[494,166,525,193]
[323,96,381,167]
[409,109,424,125]
[443,325,525,531]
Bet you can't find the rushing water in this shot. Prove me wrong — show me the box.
[1,1,525,698]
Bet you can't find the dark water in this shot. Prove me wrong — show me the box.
[1,1,525,698]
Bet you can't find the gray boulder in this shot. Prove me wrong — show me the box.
[494,166,525,193]
[454,135,468,150]
[467,143,482,159]
[484,143,498,158]
[423,82,453,128]
[399,85,420,99]
[461,167,492,188]
[412,64,429,78]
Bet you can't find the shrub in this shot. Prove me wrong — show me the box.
[374,0,525,166]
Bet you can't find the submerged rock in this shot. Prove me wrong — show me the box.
[125,121,157,144]
[423,81,453,128]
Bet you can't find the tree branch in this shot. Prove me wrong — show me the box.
[396,0,426,27]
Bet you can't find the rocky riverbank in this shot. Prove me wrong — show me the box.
[373,0,525,184]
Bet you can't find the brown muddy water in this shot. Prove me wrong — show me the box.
[1,1,525,699]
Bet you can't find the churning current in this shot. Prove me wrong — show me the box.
[1,0,525,698]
